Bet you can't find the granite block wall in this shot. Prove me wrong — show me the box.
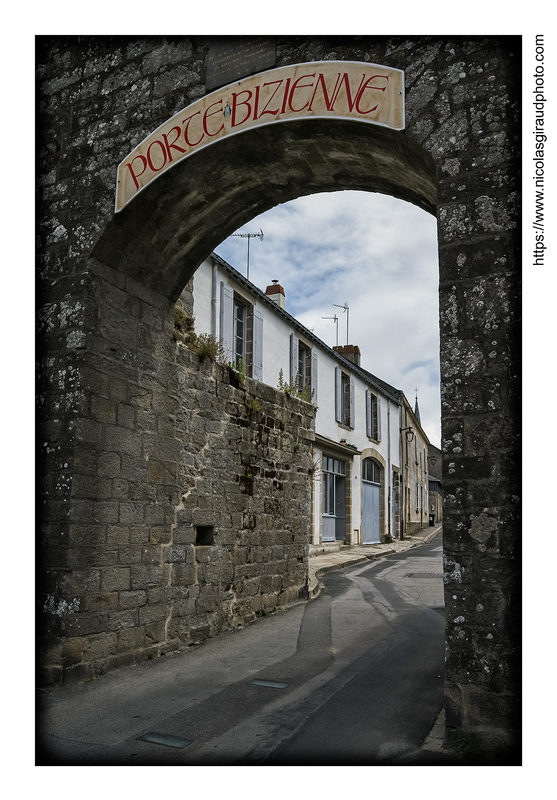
[37,35,520,754]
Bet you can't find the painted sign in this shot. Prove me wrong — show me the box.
[206,37,276,90]
[115,61,405,212]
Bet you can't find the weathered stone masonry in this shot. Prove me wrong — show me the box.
[37,36,521,755]
[38,261,314,684]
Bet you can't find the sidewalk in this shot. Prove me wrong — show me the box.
[308,524,442,598]
[37,525,450,767]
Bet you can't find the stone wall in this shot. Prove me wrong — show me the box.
[38,261,314,685]
[36,35,521,754]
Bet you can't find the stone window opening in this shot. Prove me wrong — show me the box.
[195,525,215,546]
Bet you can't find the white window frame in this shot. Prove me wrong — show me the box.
[290,333,317,402]
[365,390,382,441]
[233,297,246,369]
[336,367,354,428]
[220,282,263,378]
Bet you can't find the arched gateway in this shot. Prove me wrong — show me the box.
[37,36,521,759]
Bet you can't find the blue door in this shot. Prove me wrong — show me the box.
[362,458,381,544]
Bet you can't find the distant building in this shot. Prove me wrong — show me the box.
[427,443,443,525]
[399,393,430,535]
[184,252,432,547]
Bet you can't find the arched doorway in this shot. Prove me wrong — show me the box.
[362,457,382,545]
[92,114,436,302]
[37,36,521,753]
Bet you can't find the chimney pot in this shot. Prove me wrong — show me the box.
[265,281,286,310]
[333,344,361,366]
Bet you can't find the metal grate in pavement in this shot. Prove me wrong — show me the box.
[137,731,193,749]
[249,679,289,689]
[405,572,443,579]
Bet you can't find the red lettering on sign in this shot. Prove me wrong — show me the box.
[329,73,363,112]
[146,140,168,172]
[254,79,283,119]
[162,126,187,161]
[308,72,344,112]
[253,85,262,120]
[231,90,253,127]
[117,63,402,209]
[355,75,388,114]
[182,111,204,147]
[125,154,148,190]
[288,74,316,113]
[280,78,291,114]
[203,100,225,137]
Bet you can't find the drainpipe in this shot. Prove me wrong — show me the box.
[387,401,392,539]
[400,406,404,540]
[211,260,218,339]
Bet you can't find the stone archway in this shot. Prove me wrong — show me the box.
[37,36,521,758]
[93,115,436,302]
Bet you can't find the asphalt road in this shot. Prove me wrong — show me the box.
[37,533,446,766]
[260,535,446,765]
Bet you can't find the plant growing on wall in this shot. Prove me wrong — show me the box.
[173,306,195,342]
[228,358,246,385]
[245,396,261,417]
[277,369,315,405]
[187,331,226,362]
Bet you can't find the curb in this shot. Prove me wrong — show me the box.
[308,526,441,599]
[308,550,393,598]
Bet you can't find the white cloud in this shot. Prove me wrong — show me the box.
[214,190,441,447]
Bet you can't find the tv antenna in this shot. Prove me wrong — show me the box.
[333,302,350,344]
[230,229,264,281]
[321,314,339,346]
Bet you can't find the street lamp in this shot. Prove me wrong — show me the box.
[401,426,414,443]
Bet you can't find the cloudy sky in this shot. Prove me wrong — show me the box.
[214,190,441,448]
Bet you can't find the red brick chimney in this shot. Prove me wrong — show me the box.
[333,344,361,366]
[265,280,285,309]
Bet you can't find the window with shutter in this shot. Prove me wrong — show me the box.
[365,390,382,441]
[221,282,261,374]
[290,333,299,385]
[233,298,246,368]
[335,367,342,423]
[220,282,234,363]
[311,349,318,404]
[336,367,353,428]
[252,306,263,380]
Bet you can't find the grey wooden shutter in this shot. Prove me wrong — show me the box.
[220,282,234,363]
[252,306,263,381]
[290,333,299,384]
[366,390,372,437]
[335,367,342,423]
[376,395,382,441]
[311,348,318,404]
[349,377,355,429]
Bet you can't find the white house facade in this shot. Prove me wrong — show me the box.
[188,253,430,548]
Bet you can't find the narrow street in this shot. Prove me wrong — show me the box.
[38,532,445,766]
